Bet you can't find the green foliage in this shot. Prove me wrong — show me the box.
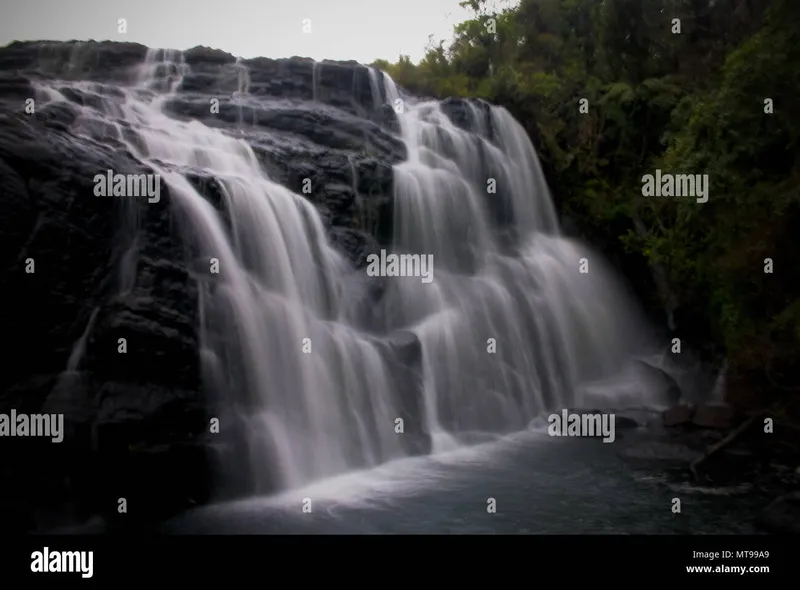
[375,0,800,399]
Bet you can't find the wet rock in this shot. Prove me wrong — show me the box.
[385,330,421,367]
[381,330,430,457]
[664,405,694,426]
[615,416,639,430]
[756,492,800,535]
[183,45,236,67]
[0,40,148,82]
[692,403,736,429]
[440,97,492,138]
[329,226,381,268]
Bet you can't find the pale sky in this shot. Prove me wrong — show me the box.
[0,0,477,64]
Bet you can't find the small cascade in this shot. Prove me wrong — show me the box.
[231,57,252,129]
[65,307,102,374]
[136,48,189,94]
[46,306,102,417]
[366,66,384,111]
[312,60,321,102]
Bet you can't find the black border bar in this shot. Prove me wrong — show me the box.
[4,535,789,584]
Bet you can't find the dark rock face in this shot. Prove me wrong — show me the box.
[757,492,800,535]
[633,360,682,405]
[0,40,416,533]
[381,331,430,456]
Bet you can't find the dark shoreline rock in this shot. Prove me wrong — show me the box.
[640,400,800,533]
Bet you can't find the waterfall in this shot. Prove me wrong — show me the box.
[32,48,662,499]
[376,70,658,438]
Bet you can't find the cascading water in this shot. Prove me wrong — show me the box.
[377,74,661,439]
[35,48,411,495]
[34,46,666,501]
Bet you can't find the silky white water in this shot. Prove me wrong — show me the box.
[33,46,667,498]
[378,74,660,439]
